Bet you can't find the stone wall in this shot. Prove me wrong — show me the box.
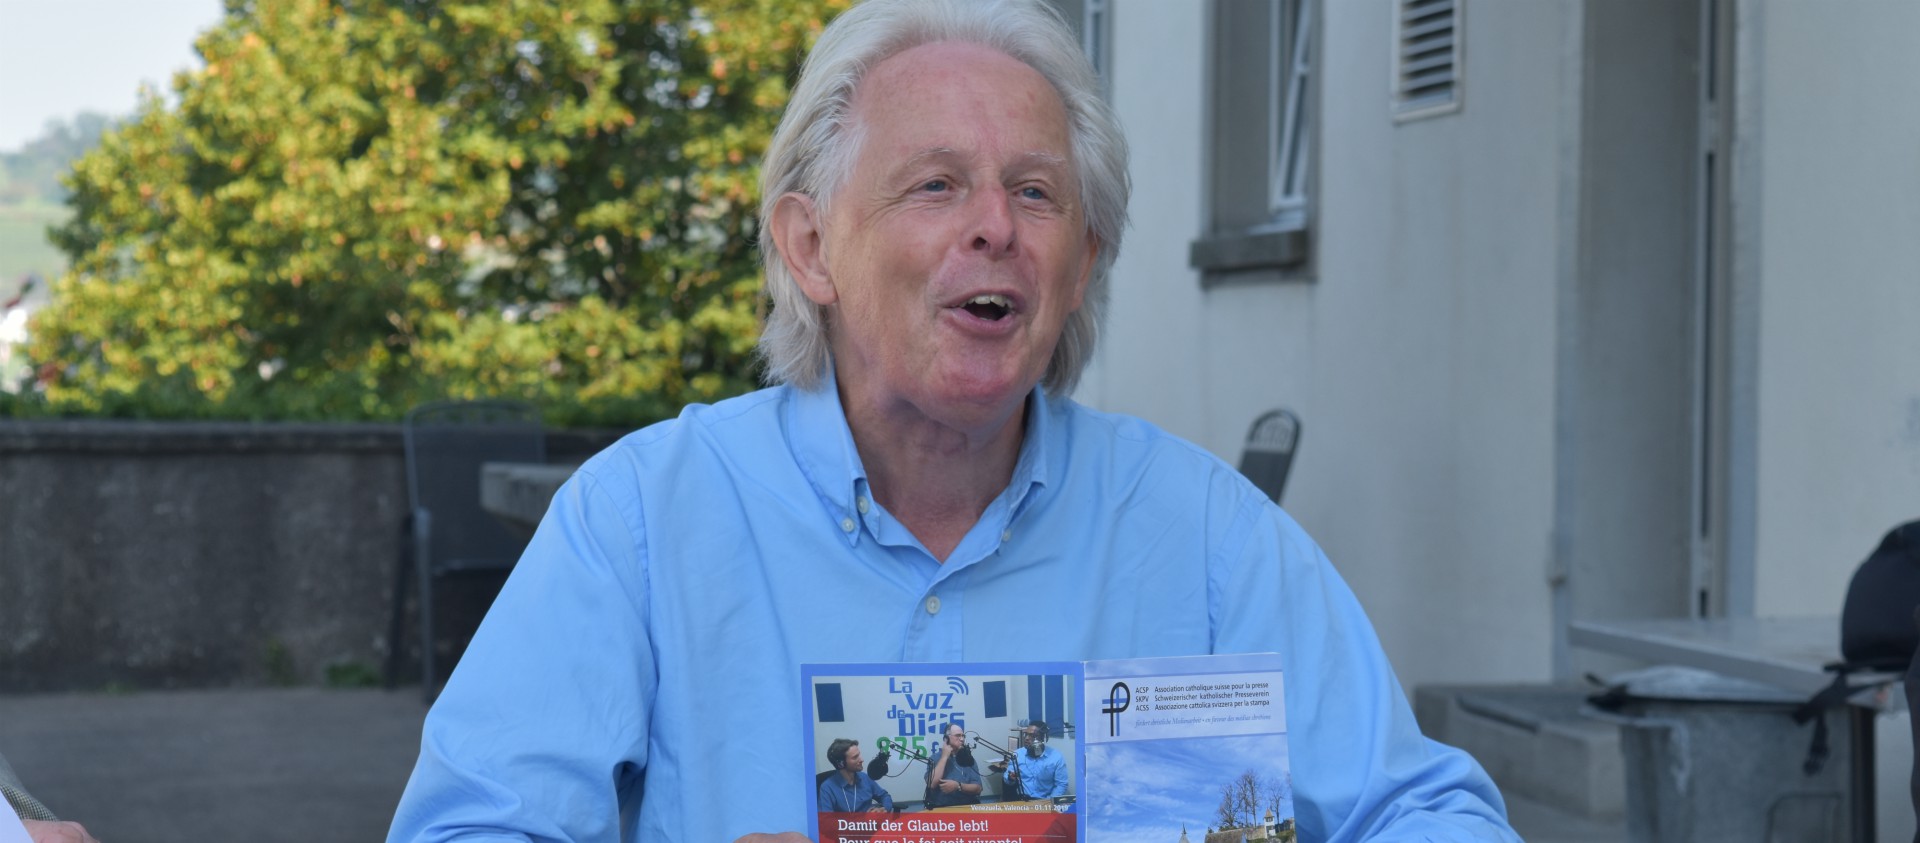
[0,420,620,692]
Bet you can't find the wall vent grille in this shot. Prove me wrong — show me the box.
[1394,0,1461,119]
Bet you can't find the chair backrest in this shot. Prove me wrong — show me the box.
[1237,409,1302,505]
[404,400,546,567]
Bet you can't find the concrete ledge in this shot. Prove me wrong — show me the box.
[0,419,623,455]
[480,462,580,535]
[0,419,404,454]
[0,420,625,692]
[1415,683,1624,821]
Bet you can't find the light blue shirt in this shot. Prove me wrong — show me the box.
[388,380,1518,842]
[1007,744,1068,800]
[817,770,892,813]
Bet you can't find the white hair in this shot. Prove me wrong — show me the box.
[755,0,1130,396]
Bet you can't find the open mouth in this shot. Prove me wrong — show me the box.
[960,294,1014,321]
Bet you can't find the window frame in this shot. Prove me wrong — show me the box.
[1191,0,1319,279]
[1046,0,1114,96]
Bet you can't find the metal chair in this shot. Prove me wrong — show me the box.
[384,400,544,702]
[1237,409,1302,505]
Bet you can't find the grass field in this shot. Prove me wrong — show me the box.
[0,201,69,290]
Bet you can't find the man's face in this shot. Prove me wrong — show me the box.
[1022,727,1043,756]
[945,727,966,749]
[843,744,864,772]
[811,41,1095,434]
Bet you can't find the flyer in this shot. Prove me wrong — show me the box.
[800,652,1293,843]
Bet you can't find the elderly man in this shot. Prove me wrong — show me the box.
[387,0,1519,841]
[924,723,983,808]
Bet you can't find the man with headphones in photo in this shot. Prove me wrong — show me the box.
[924,723,984,808]
[993,722,1067,801]
[817,739,894,814]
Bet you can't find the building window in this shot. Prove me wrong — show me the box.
[1269,0,1312,227]
[1191,0,1316,277]
[1047,0,1113,93]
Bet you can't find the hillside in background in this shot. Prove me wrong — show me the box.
[2,114,103,394]
[0,114,111,307]
[3,114,114,279]
[0,112,114,205]
[0,202,65,297]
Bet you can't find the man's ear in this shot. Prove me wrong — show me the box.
[769,192,837,306]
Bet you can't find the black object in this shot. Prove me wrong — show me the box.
[1237,409,1302,505]
[1792,520,1920,776]
[1905,605,1920,843]
[383,400,545,703]
[867,749,890,780]
[1837,521,1920,842]
[1841,521,1920,670]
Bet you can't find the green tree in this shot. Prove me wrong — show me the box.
[1212,769,1291,833]
[17,0,845,425]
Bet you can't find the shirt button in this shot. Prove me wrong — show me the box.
[857,496,871,514]
[925,596,941,615]
[841,517,855,533]
[1001,529,1012,542]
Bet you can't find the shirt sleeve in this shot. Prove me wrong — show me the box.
[1212,500,1520,843]
[387,470,655,843]
[1044,753,1069,798]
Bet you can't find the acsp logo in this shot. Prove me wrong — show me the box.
[1102,681,1131,737]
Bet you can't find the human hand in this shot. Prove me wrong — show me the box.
[731,834,809,843]
[937,779,959,793]
[24,820,100,843]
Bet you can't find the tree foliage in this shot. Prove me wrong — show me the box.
[15,0,846,425]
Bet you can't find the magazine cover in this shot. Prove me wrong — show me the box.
[799,653,1289,843]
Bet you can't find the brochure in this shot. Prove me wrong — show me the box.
[800,652,1293,843]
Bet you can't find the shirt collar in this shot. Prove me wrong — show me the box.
[785,371,1055,547]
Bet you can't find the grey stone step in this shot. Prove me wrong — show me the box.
[1414,683,1624,821]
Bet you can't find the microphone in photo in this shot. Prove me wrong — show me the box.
[968,734,1016,765]
[867,747,891,779]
